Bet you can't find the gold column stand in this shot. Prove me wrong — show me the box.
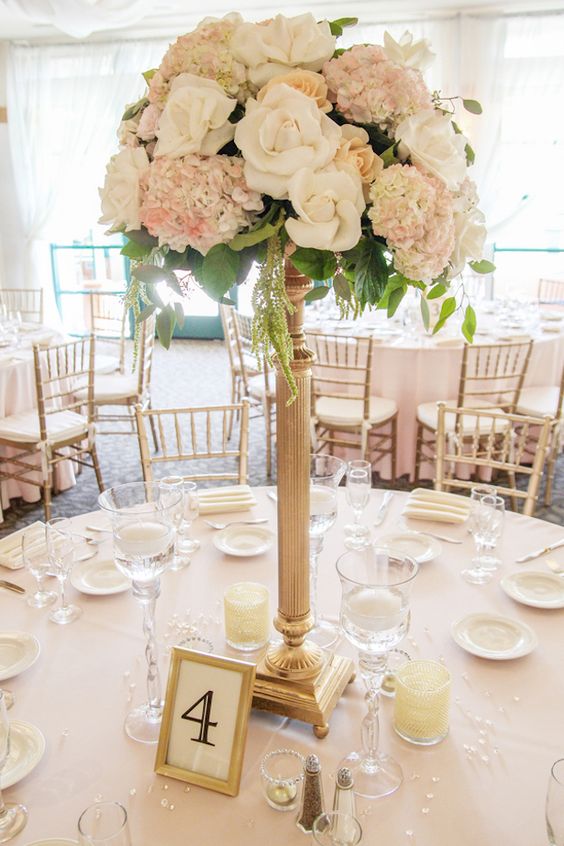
[252,261,354,738]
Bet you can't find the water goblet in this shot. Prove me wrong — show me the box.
[78,801,131,846]
[178,480,200,555]
[468,484,497,534]
[46,517,81,624]
[0,690,28,841]
[461,494,505,584]
[308,454,346,649]
[336,546,418,799]
[22,526,57,608]
[312,811,362,846]
[159,476,190,571]
[547,758,564,845]
[344,460,372,550]
[98,482,180,743]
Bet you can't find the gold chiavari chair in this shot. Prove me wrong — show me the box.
[88,291,127,374]
[435,403,553,517]
[306,331,398,480]
[135,400,250,485]
[537,278,564,304]
[414,340,534,483]
[0,335,103,519]
[0,288,43,323]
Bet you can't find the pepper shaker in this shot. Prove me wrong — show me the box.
[296,754,325,833]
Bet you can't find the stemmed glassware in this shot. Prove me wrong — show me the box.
[336,546,418,799]
[98,482,180,744]
[159,476,190,571]
[468,484,496,534]
[22,526,57,608]
[178,480,200,556]
[308,454,346,649]
[344,460,372,550]
[46,517,81,624]
[462,494,505,584]
[0,689,28,841]
[547,758,564,845]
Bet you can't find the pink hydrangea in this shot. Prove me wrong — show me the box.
[148,18,248,105]
[140,154,264,255]
[368,163,454,282]
[323,45,433,133]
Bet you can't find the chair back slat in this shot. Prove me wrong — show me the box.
[88,292,127,372]
[0,288,43,323]
[457,341,533,412]
[306,331,373,419]
[33,336,95,441]
[538,278,564,304]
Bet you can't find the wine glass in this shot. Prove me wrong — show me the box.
[78,801,131,846]
[159,477,190,571]
[468,484,496,534]
[461,494,505,584]
[22,526,57,608]
[308,454,346,649]
[547,758,564,845]
[336,546,418,799]
[98,482,180,744]
[46,517,81,624]
[344,460,371,550]
[178,480,200,556]
[0,689,28,841]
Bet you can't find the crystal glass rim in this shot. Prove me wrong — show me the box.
[312,810,363,840]
[310,454,347,481]
[551,758,564,785]
[98,481,182,514]
[260,748,305,783]
[336,547,419,587]
[478,494,505,508]
[77,800,128,838]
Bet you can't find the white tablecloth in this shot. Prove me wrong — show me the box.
[2,488,563,845]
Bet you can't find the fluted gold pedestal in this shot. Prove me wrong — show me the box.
[251,260,354,737]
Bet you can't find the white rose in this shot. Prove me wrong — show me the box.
[234,83,341,199]
[449,206,487,278]
[383,31,435,71]
[396,110,468,190]
[286,167,365,252]
[231,13,336,88]
[154,73,236,158]
[117,106,141,147]
[98,147,149,232]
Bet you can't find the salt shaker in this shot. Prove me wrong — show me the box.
[332,767,356,820]
[296,754,325,833]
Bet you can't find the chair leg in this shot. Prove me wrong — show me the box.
[544,431,559,506]
[390,416,397,485]
[147,400,159,452]
[507,470,518,512]
[91,444,104,492]
[414,422,424,484]
[227,375,237,439]
[43,468,53,522]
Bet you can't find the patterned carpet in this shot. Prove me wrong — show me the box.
[0,338,561,535]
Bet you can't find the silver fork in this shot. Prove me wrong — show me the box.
[203,518,269,530]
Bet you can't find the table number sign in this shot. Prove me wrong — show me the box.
[155,647,256,796]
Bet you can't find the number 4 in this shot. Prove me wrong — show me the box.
[181,690,218,746]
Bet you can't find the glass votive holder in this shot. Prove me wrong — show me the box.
[224,582,270,651]
[381,649,411,698]
[393,659,451,745]
[260,748,305,812]
[312,811,363,846]
[78,801,131,846]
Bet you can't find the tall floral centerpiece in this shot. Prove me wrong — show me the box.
[100,13,490,734]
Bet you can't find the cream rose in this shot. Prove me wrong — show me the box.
[117,108,141,148]
[383,31,435,71]
[98,147,149,232]
[234,83,342,199]
[257,70,332,112]
[396,110,467,190]
[449,206,487,277]
[286,167,365,252]
[335,125,383,187]
[231,13,336,88]
[154,73,236,158]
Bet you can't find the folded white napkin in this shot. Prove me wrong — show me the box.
[542,325,562,334]
[496,333,531,343]
[402,488,470,524]
[402,505,468,524]
[410,488,471,510]
[197,485,257,515]
[0,521,45,569]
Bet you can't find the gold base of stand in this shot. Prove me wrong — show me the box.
[252,650,355,738]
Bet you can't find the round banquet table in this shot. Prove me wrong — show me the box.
[2,488,564,845]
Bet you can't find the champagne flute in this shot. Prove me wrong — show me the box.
[344,460,371,550]
[178,480,200,555]
[0,690,28,841]
[46,517,81,624]
[468,484,496,534]
[159,477,190,571]
[22,526,57,608]
[547,759,564,845]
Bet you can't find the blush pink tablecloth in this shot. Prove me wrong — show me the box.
[2,488,564,845]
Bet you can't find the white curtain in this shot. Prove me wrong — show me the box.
[3,0,152,39]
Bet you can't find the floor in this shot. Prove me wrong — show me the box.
[0,338,561,535]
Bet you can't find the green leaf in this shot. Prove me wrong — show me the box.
[380,144,398,167]
[156,306,175,350]
[305,285,331,302]
[432,295,457,334]
[463,98,482,115]
[122,97,148,121]
[420,295,430,331]
[173,302,185,330]
[290,248,337,281]
[427,282,447,300]
[132,265,173,286]
[469,259,495,274]
[387,286,406,317]
[201,244,240,301]
[465,142,475,166]
[329,16,358,36]
[125,228,158,248]
[343,238,389,309]
[138,303,156,322]
[145,284,165,309]
[333,272,352,302]
[142,68,157,85]
[120,239,151,260]
[376,274,405,310]
[235,246,256,286]
[229,213,283,251]
[461,304,477,343]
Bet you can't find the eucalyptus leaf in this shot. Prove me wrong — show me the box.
[427,282,447,300]
[290,248,337,281]
[142,68,157,85]
[465,142,475,166]
[329,16,358,35]
[145,285,165,309]
[376,275,405,310]
[156,306,175,350]
[463,98,483,115]
[344,238,389,308]
[420,295,430,331]
[387,285,406,317]
[122,97,148,121]
[432,295,457,334]
[305,285,331,302]
[469,259,495,274]
[201,244,240,300]
[229,213,283,251]
[380,144,399,167]
[461,304,477,343]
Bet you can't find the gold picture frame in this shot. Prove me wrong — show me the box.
[155,647,256,797]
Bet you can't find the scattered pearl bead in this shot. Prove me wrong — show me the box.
[478,739,486,746]
[246,819,255,828]
[169,804,175,811]
[483,690,491,698]
[485,720,493,728]
[421,808,430,815]
[410,773,420,781]
[163,784,169,790]
[475,716,482,724]
[61,729,69,737]
[481,755,490,764]
[94,794,103,802]
[461,672,469,681]
[493,747,499,756]
[479,729,487,737]
[513,696,520,702]
[498,706,505,713]
[129,788,136,797]
[147,786,153,794]
[123,671,130,678]
[426,793,434,800]
[161,798,168,808]
[431,777,440,783]
[184,786,191,793]
[405,830,414,839]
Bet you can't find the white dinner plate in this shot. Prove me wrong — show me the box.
[70,557,130,596]
[500,571,564,609]
[26,840,78,846]
[0,720,45,788]
[0,632,40,681]
[213,524,275,557]
[376,531,442,564]
[451,613,538,660]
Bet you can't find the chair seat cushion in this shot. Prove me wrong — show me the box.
[417,400,508,432]
[95,354,121,375]
[247,372,276,398]
[0,409,88,443]
[76,373,138,402]
[516,386,560,417]
[315,395,397,428]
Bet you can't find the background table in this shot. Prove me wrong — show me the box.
[2,489,564,845]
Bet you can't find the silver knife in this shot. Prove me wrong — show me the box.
[0,579,26,595]
[374,491,394,527]
[516,539,564,564]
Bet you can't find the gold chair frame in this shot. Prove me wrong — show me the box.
[88,291,127,373]
[538,278,564,303]
[0,335,103,520]
[0,288,44,324]
[307,331,397,480]
[435,403,553,516]
[135,400,250,485]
